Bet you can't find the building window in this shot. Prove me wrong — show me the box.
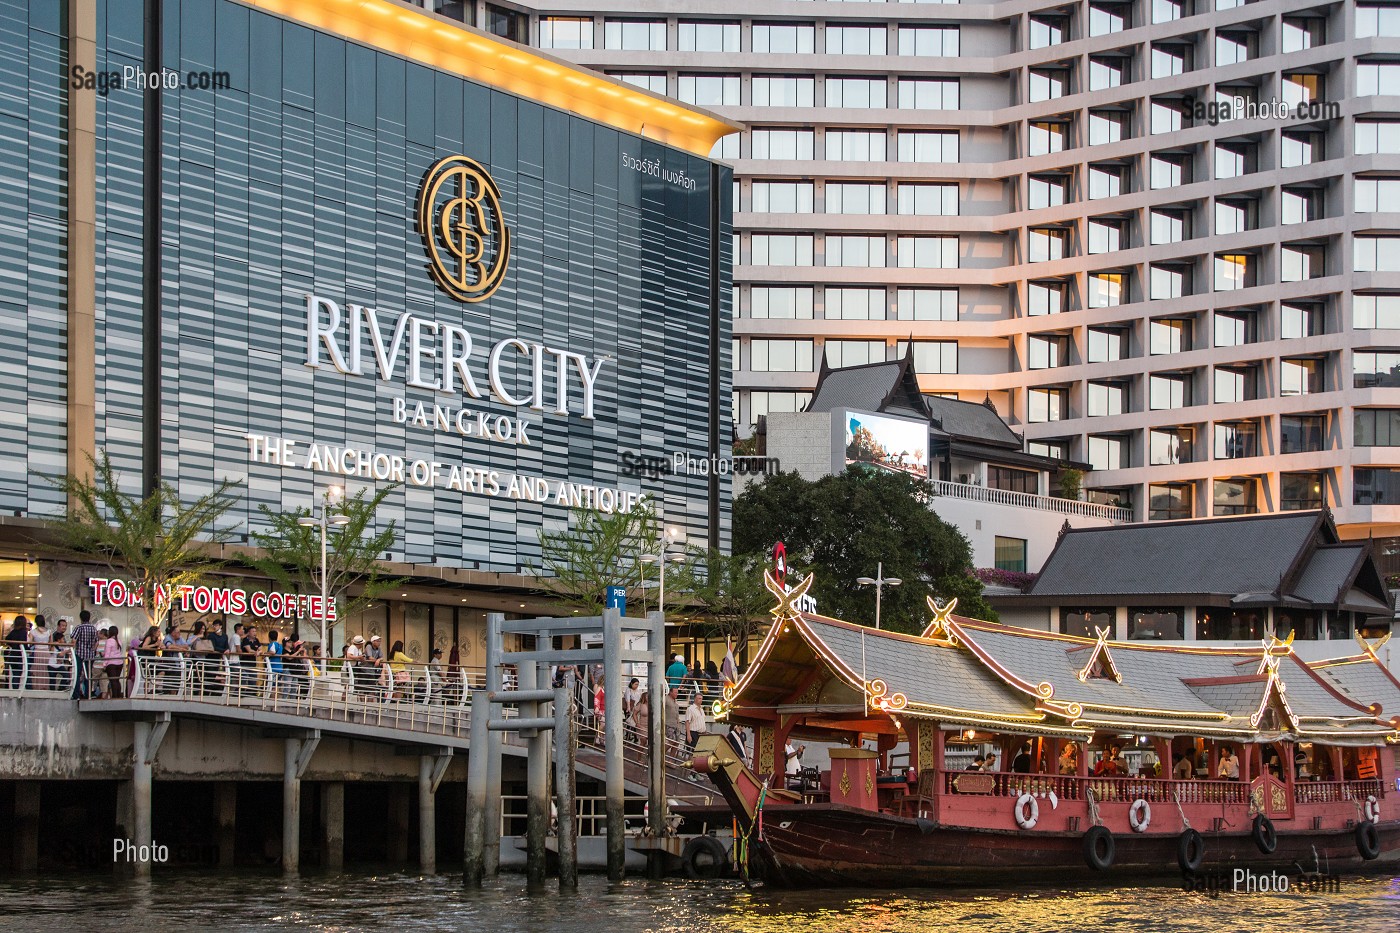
[1213,476,1258,516]
[1215,143,1250,179]
[1282,187,1321,224]
[1281,473,1325,511]
[1281,357,1323,396]
[1214,366,1254,404]
[1214,309,1255,347]
[898,78,959,110]
[1357,121,1400,155]
[1150,264,1189,300]
[539,16,594,49]
[898,183,958,216]
[1216,32,1252,66]
[1089,57,1127,91]
[828,130,887,161]
[897,236,958,269]
[1215,199,1252,236]
[1282,295,1321,336]
[897,288,958,321]
[751,234,814,266]
[899,25,959,56]
[1088,272,1125,307]
[1150,427,1193,465]
[753,76,816,108]
[1029,68,1069,102]
[1087,218,1124,255]
[826,76,888,109]
[1150,153,1186,190]
[1129,608,1184,640]
[896,340,959,374]
[745,391,812,426]
[826,235,886,268]
[1150,318,1190,355]
[1356,236,1400,272]
[485,4,525,42]
[1151,100,1186,135]
[1029,16,1066,49]
[827,24,888,55]
[898,130,957,163]
[1151,44,1189,78]
[1357,63,1400,96]
[711,135,739,159]
[825,339,887,368]
[1028,281,1066,316]
[1088,327,1127,363]
[1283,16,1326,50]
[1029,333,1069,369]
[1280,414,1325,453]
[1028,228,1067,262]
[1088,434,1128,470]
[1356,178,1400,213]
[1354,467,1400,504]
[1355,409,1400,446]
[1358,4,1400,37]
[1088,3,1128,36]
[989,468,1038,495]
[612,73,667,95]
[750,22,810,53]
[994,537,1028,572]
[1152,0,1187,24]
[827,182,887,215]
[678,74,740,107]
[1027,439,1069,460]
[1355,294,1400,329]
[1029,387,1068,423]
[1150,210,1186,246]
[678,21,741,52]
[752,181,814,214]
[825,288,885,321]
[1355,350,1400,388]
[752,129,815,160]
[751,287,815,320]
[1088,381,1128,417]
[604,20,666,51]
[1149,373,1189,410]
[1281,131,1321,168]
[1029,121,1069,156]
[1089,110,1129,145]
[1214,254,1254,291]
[750,339,815,373]
[1281,243,1325,282]
[1281,73,1321,106]
[1088,164,1126,201]
[1148,483,1193,521]
[1215,420,1259,458]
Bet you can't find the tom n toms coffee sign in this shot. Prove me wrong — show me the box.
[250,156,643,515]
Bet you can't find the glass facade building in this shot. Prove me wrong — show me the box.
[0,0,734,576]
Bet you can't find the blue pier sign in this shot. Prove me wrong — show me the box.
[605,586,626,614]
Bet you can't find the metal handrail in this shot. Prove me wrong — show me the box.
[0,640,82,696]
[930,479,1133,522]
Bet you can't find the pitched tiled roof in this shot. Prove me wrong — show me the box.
[1289,545,1361,605]
[1026,512,1322,599]
[807,358,929,419]
[924,395,1022,448]
[1310,653,1400,719]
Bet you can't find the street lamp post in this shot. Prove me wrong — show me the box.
[856,562,902,631]
[639,526,685,619]
[297,485,348,670]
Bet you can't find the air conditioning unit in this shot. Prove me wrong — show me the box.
[958,473,975,484]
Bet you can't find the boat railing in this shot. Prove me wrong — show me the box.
[939,769,1250,805]
[1292,779,1386,805]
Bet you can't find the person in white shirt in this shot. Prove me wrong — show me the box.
[1220,746,1240,780]
[30,616,51,691]
[785,740,805,787]
[684,690,707,752]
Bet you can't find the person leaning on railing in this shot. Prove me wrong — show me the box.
[48,618,71,693]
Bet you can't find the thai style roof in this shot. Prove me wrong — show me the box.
[1021,511,1393,615]
[1309,641,1400,725]
[807,355,930,420]
[721,577,1400,746]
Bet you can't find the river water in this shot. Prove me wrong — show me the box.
[2,871,1398,932]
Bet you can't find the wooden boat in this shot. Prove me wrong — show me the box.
[689,574,1400,887]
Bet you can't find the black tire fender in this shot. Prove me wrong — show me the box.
[1356,820,1381,861]
[1176,828,1205,874]
[1083,825,1115,871]
[1251,814,1277,854]
[683,834,729,880]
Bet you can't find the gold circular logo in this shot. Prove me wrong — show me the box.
[416,155,511,303]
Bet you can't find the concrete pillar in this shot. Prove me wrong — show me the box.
[282,738,301,875]
[602,607,625,880]
[321,782,344,871]
[418,758,436,873]
[388,784,410,863]
[12,782,40,871]
[647,612,666,852]
[484,614,503,876]
[464,689,489,887]
[554,675,578,889]
[214,782,237,867]
[132,721,153,880]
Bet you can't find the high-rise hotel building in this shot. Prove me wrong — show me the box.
[428,0,1400,540]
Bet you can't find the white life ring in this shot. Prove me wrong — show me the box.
[1128,798,1152,833]
[1014,792,1039,830]
[1364,794,1381,823]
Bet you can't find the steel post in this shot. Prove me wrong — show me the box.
[603,607,625,879]
[554,673,578,889]
[463,688,489,887]
[648,611,667,871]
[485,612,504,876]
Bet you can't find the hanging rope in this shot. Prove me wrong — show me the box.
[1085,786,1102,827]
[1172,788,1192,831]
[734,779,770,886]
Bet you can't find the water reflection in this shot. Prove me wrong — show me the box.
[0,871,1396,932]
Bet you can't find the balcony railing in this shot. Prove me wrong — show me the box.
[930,480,1133,522]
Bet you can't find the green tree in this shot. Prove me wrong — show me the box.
[732,467,997,634]
[534,504,683,616]
[248,486,406,647]
[672,548,771,645]
[39,450,240,631]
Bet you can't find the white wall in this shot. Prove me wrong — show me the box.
[931,495,1120,573]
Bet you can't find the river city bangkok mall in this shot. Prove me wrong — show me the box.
[0,0,738,649]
